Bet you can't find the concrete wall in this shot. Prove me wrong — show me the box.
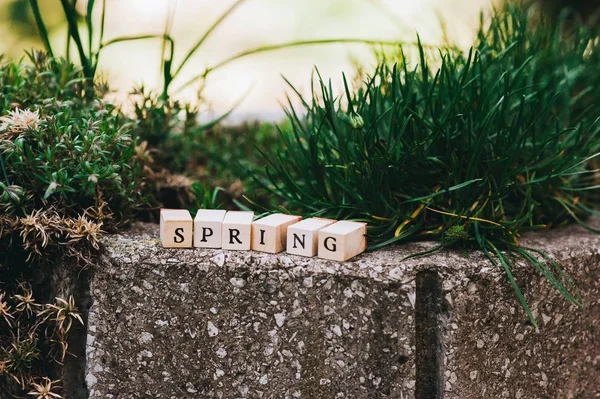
[55,222,599,398]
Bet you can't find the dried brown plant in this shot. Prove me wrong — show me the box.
[27,377,63,399]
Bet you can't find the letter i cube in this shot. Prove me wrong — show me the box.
[251,214,302,253]
[222,211,254,250]
[160,209,193,248]
[194,209,227,248]
[286,217,336,257]
[318,221,367,261]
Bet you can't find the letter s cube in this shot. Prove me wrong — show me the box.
[160,209,193,248]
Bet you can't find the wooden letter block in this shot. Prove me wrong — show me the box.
[222,211,254,250]
[194,209,227,248]
[251,214,302,253]
[286,217,336,257]
[160,209,193,248]
[318,221,367,261]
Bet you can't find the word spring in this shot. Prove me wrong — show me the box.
[160,209,367,261]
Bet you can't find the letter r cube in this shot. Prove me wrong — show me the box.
[222,211,254,250]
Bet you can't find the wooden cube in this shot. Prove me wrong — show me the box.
[222,211,254,250]
[160,209,193,248]
[251,214,302,253]
[318,221,367,261]
[286,217,336,257]
[194,209,227,248]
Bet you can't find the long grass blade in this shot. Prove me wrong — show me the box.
[173,38,432,93]
[487,241,537,327]
[29,0,54,58]
[60,0,93,79]
[173,0,248,78]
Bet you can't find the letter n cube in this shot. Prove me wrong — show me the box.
[160,209,193,248]
[286,217,336,257]
[318,221,367,261]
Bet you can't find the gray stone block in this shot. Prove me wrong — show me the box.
[81,222,600,398]
[87,224,416,398]
[443,224,600,399]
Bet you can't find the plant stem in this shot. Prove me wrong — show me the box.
[160,0,177,99]
[0,153,9,185]
[86,0,96,64]
[29,0,54,58]
[60,0,93,85]
[93,0,107,74]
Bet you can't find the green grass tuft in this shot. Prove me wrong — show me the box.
[252,3,599,325]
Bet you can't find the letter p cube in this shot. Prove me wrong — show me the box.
[194,209,227,248]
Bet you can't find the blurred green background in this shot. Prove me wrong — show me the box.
[0,0,496,121]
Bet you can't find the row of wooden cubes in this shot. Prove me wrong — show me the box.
[160,209,367,261]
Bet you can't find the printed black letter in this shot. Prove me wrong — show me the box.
[293,233,305,249]
[324,236,337,252]
[200,227,213,242]
[259,229,266,245]
[229,229,242,244]
[174,228,185,243]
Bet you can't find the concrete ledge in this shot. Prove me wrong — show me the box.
[443,227,600,399]
[81,222,599,398]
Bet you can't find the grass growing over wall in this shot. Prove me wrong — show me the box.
[253,4,600,325]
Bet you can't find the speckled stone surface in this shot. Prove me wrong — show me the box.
[85,222,600,398]
[443,223,600,399]
[87,223,419,398]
